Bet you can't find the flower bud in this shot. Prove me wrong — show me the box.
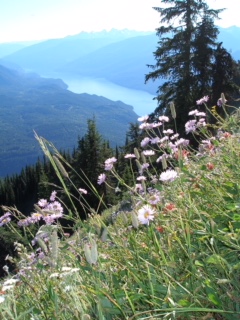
[169,101,176,119]
[131,212,139,229]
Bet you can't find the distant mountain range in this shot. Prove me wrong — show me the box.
[0,27,239,94]
[0,27,239,177]
[0,64,138,177]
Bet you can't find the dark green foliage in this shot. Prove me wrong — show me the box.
[145,0,239,134]
[70,118,116,212]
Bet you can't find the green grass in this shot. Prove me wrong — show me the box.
[1,102,240,319]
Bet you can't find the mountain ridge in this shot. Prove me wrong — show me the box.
[0,64,138,177]
[1,27,239,94]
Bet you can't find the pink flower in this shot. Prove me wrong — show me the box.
[50,191,57,202]
[196,96,209,105]
[104,157,117,171]
[97,173,106,185]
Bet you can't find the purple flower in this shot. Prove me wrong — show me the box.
[45,201,63,215]
[38,199,48,208]
[141,137,150,147]
[18,217,33,227]
[30,213,43,223]
[141,163,150,170]
[97,173,106,185]
[160,169,178,183]
[0,212,11,227]
[134,183,143,192]
[175,138,189,147]
[217,97,227,107]
[148,191,163,205]
[150,137,161,144]
[160,136,169,143]
[196,96,209,105]
[185,120,197,134]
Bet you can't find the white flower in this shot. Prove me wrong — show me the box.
[142,150,155,156]
[0,296,5,303]
[160,169,178,182]
[2,285,14,291]
[136,176,146,181]
[124,154,136,159]
[138,115,149,122]
[159,116,169,122]
[79,188,88,194]
[138,205,155,225]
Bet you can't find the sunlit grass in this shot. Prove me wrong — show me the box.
[1,101,240,319]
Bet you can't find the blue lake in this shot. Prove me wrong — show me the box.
[58,75,158,116]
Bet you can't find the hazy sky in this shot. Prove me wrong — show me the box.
[0,0,239,43]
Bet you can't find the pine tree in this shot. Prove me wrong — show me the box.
[211,43,240,114]
[71,118,115,211]
[145,0,225,133]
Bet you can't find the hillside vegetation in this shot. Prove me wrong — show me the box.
[0,65,138,177]
[0,99,240,319]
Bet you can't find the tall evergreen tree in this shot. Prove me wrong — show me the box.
[145,0,226,133]
[71,119,115,211]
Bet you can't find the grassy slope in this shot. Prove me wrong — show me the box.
[0,105,240,319]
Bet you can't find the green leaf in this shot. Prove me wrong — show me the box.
[207,292,222,307]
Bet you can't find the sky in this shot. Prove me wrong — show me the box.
[0,0,239,43]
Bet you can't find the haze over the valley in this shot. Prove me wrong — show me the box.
[0,0,239,43]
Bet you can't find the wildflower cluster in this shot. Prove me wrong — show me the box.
[1,94,239,319]
[18,191,64,226]
[0,212,11,227]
